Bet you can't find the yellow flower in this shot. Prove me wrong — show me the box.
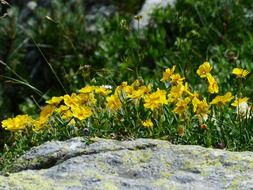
[79,85,96,93]
[161,65,176,81]
[115,81,128,95]
[122,85,133,97]
[63,94,80,108]
[232,68,250,78]
[106,94,122,110]
[197,61,212,78]
[117,80,151,100]
[144,88,168,111]
[192,97,209,115]
[40,105,56,119]
[131,79,144,88]
[2,114,33,132]
[61,109,73,121]
[71,106,92,121]
[173,97,191,116]
[177,125,185,137]
[77,93,97,105]
[210,92,234,106]
[95,86,112,96]
[46,96,63,106]
[32,117,48,132]
[32,105,55,131]
[142,119,153,128]
[55,105,70,114]
[167,83,185,103]
[192,97,209,122]
[170,73,185,84]
[183,83,198,98]
[206,74,219,94]
[231,97,249,107]
[127,86,150,99]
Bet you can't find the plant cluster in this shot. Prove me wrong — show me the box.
[1,62,252,171]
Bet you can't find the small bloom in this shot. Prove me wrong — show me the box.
[142,119,154,128]
[173,97,191,116]
[200,124,208,130]
[40,105,56,119]
[177,125,185,137]
[55,105,69,114]
[32,117,48,131]
[210,92,234,106]
[46,96,63,106]
[106,94,122,110]
[167,83,185,103]
[161,65,176,82]
[144,88,168,111]
[95,86,112,96]
[115,82,128,91]
[127,86,150,100]
[79,85,96,93]
[71,106,92,121]
[197,61,212,78]
[192,97,210,120]
[170,73,185,84]
[2,115,33,132]
[231,97,249,107]
[33,105,55,131]
[183,83,198,98]
[77,93,97,105]
[63,94,80,108]
[206,74,219,94]
[61,109,74,121]
[232,68,250,78]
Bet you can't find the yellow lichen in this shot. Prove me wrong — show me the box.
[121,150,153,165]
[103,181,119,190]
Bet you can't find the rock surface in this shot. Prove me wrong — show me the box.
[132,0,176,29]
[1,137,253,189]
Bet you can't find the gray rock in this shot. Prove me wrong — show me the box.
[1,138,253,189]
[132,0,176,30]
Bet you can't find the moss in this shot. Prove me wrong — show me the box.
[121,150,153,165]
[246,157,253,169]
[228,175,249,189]
[160,171,172,178]
[103,181,119,190]
[153,178,178,190]
[1,169,86,189]
[83,168,104,181]
[95,159,110,172]
[6,172,57,190]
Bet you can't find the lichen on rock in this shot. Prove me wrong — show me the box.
[1,138,253,189]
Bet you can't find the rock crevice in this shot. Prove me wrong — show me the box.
[9,138,160,172]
